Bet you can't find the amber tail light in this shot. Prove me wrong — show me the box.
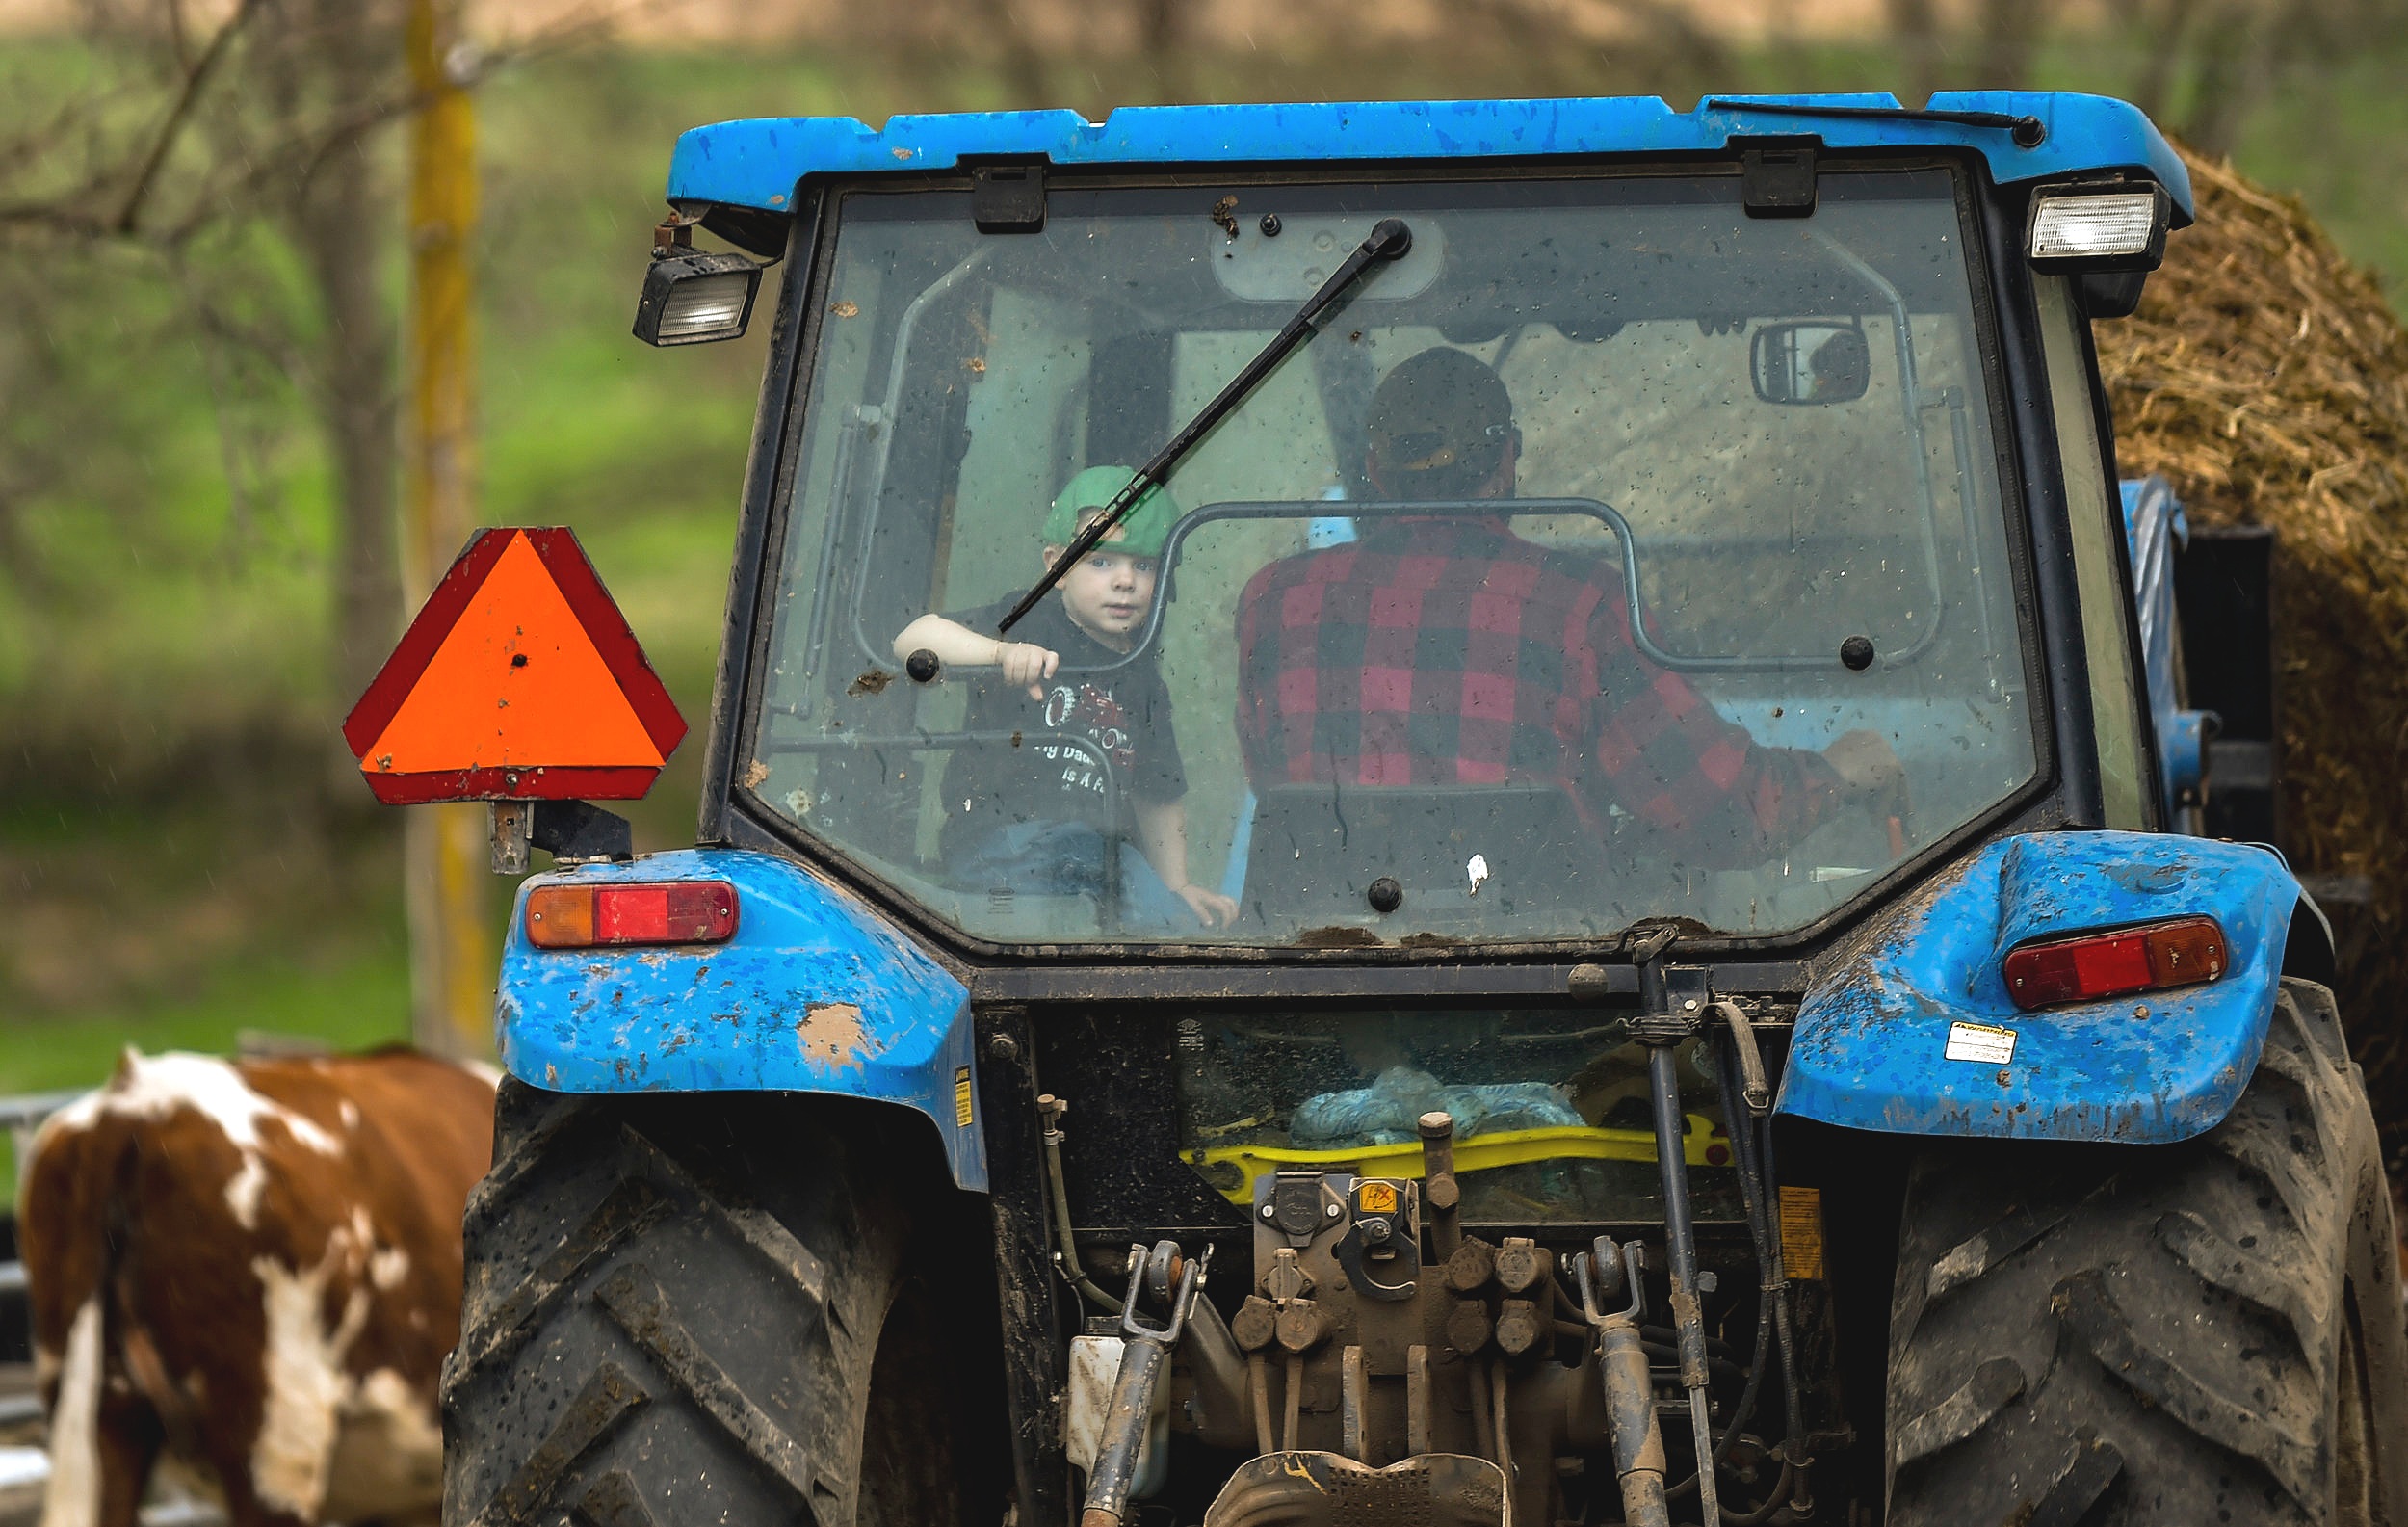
[2002,915,2227,1011]
[526,882,738,949]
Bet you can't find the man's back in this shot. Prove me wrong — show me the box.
[1235,513,1844,861]
[1236,516,1617,801]
[1233,345,1863,867]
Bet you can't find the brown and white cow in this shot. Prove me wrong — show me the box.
[21,1047,495,1527]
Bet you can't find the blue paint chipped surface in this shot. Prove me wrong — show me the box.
[495,848,986,1191]
[1778,831,2298,1144]
[667,92,2192,222]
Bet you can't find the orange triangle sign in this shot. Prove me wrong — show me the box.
[343,528,686,803]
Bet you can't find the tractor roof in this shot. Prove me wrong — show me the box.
[665,92,2191,222]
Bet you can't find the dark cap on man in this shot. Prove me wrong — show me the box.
[1366,347,1515,500]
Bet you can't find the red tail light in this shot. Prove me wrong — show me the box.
[2002,916,2227,1011]
[526,882,738,949]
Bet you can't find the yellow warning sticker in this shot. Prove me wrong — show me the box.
[1357,1180,1399,1215]
[1778,1185,1826,1282]
[954,1066,974,1128]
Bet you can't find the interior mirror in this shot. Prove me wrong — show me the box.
[1750,321,1870,405]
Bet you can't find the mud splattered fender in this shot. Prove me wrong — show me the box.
[1777,830,2299,1144]
[494,849,983,1190]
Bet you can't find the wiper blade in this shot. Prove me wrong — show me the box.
[998,216,1414,634]
[1704,97,2045,148]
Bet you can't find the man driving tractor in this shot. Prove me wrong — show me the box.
[1234,345,1908,867]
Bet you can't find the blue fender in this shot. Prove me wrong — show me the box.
[495,849,985,1191]
[1778,830,2300,1144]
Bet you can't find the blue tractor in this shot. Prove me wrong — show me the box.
[433,93,2407,1526]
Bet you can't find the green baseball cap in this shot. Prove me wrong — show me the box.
[1042,465,1180,557]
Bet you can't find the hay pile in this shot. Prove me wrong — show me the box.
[2098,147,2408,1145]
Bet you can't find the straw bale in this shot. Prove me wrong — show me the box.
[2097,147,2408,1152]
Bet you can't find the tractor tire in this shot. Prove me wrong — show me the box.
[441,1079,1002,1526]
[1885,980,2408,1527]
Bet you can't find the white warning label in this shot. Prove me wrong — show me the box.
[1945,1021,2018,1065]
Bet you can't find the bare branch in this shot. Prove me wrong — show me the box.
[114,0,264,235]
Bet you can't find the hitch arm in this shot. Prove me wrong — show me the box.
[1578,1241,1671,1527]
[1082,1242,1207,1527]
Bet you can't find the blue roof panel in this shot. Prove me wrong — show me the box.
[667,91,2191,220]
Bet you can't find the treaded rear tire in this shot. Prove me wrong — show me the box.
[1886,980,2408,1527]
[441,1079,1002,1526]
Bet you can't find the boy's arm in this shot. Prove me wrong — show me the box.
[892,614,1059,698]
[1133,796,1239,929]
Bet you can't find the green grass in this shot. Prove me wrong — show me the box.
[0,943,411,1098]
[0,940,412,1208]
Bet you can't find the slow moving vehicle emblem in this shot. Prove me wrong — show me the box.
[343,526,686,803]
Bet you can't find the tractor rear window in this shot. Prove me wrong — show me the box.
[746,170,2034,948]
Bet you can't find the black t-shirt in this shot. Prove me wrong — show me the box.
[934,597,1189,861]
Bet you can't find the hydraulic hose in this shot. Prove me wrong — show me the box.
[1755,1104,1812,1514]
[1039,1095,1125,1313]
[1707,1025,1813,1519]
[1712,1000,1773,1116]
[1659,1020,1794,1517]
[1643,1034,1721,1526]
[1676,1031,1792,1503]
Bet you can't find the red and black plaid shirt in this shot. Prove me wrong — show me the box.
[1234,517,1844,864]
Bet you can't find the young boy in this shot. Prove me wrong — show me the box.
[893,466,1238,931]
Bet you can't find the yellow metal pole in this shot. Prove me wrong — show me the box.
[401,0,493,1060]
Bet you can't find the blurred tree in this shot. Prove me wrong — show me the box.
[2147,0,2397,157]
[0,0,418,783]
[1971,0,2051,90]
[0,0,614,789]
[1139,0,1186,102]
[1887,0,1943,104]
[261,0,408,709]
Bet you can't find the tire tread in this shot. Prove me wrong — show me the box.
[1886,982,2403,1526]
[443,1084,928,1527]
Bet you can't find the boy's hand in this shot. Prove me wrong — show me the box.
[996,641,1060,698]
[1173,883,1240,929]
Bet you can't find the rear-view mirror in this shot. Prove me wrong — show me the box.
[1751,321,1870,405]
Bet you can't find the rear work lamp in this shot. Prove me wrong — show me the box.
[2026,183,2172,272]
[526,881,739,949]
[2002,915,2228,1011]
[634,250,762,347]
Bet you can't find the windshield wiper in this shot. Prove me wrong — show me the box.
[998,216,1414,634]
[1703,98,2045,148]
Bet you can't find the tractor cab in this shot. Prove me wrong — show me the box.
[424,94,2408,1527]
[746,152,2050,949]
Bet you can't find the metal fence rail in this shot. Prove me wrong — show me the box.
[0,1093,82,1137]
[0,1090,87,1427]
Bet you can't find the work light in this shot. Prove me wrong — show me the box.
[2026,184,2172,272]
[633,250,762,347]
